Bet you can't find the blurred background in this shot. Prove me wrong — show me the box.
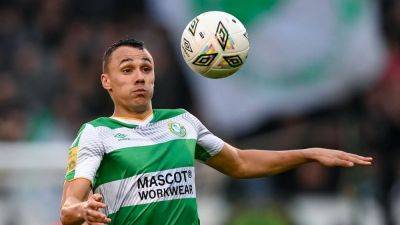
[0,0,399,224]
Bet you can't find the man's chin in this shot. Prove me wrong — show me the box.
[130,102,149,113]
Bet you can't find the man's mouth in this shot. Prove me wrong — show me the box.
[133,89,147,94]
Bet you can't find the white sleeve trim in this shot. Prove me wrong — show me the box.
[183,111,224,157]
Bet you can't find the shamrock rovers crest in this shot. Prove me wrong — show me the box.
[168,122,186,137]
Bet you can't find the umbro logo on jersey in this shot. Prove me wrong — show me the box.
[114,133,130,141]
[168,122,186,137]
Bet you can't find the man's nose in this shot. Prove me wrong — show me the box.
[134,69,145,84]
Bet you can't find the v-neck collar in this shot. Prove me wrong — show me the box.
[110,113,154,126]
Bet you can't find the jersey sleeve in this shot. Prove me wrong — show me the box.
[65,123,104,184]
[185,112,225,162]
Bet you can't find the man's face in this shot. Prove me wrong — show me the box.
[101,46,155,113]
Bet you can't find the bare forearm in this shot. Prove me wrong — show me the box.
[61,179,109,225]
[207,143,372,179]
[60,198,85,225]
[236,148,312,178]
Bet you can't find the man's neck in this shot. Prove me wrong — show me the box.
[112,105,153,121]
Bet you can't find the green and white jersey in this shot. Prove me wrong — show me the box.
[65,108,224,225]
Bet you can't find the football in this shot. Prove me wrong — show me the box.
[181,11,250,79]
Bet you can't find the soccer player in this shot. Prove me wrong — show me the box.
[60,38,373,225]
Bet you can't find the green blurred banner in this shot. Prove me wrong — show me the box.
[151,0,386,136]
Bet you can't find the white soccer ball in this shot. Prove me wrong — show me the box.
[181,11,250,79]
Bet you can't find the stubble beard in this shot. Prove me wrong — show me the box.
[130,93,152,114]
[131,103,149,114]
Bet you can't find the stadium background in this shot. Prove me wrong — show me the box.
[0,0,399,224]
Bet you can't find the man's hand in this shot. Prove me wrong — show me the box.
[81,194,111,225]
[60,179,111,225]
[306,148,373,167]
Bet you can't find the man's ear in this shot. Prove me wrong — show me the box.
[101,73,112,91]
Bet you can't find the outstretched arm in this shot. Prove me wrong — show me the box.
[206,143,373,179]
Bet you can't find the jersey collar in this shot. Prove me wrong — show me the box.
[110,113,154,126]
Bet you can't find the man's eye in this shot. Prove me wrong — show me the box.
[143,67,152,72]
[122,68,132,73]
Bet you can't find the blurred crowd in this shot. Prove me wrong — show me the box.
[0,0,192,141]
[0,0,399,224]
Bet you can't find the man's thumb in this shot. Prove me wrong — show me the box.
[91,193,103,202]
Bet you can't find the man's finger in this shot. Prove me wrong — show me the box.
[334,158,354,167]
[338,154,371,166]
[350,158,372,165]
[87,215,112,224]
[91,193,104,202]
[87,216,106,223]
[87,209,108,219]
[87,199,106,209]
[344,155,372,166]
[87,222,106,225]
[87,215,111,224]
[348,153,373,161]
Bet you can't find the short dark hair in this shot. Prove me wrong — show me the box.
[102,38,145,73]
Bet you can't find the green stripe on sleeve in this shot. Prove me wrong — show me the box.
[65,170,75,181]
[195,144,211,162]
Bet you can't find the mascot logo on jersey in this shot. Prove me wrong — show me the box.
[168,122,186,137]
